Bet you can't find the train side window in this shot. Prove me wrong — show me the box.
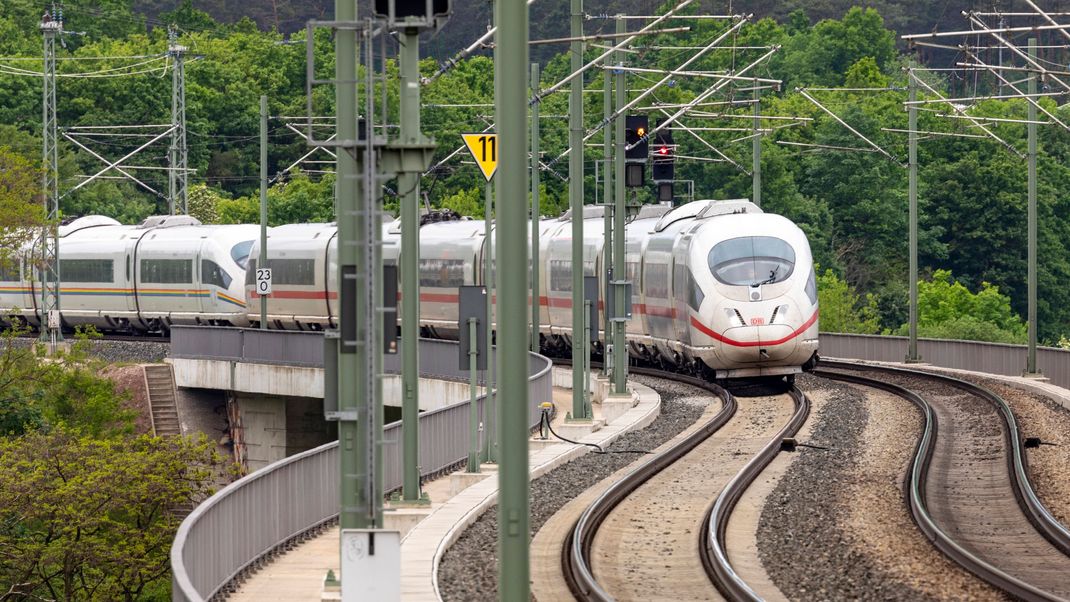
[419,258,465,288]
[804,268,817,305]
[61,259,114,283]
[0,258,19,282]
[140,259,193,284]
[550,260,572,292]
[688,272,705,311]
[644,263,670,299]
[202,259,233,289]
[269,258,316,285]
[245,259,256,285]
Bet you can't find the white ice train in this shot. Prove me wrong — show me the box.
[0,199,819,379]
[0,215,256,332]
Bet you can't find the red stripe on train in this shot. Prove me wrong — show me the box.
[689,310,818,347]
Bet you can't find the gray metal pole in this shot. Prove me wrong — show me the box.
[259,95,268,330]
[468,317,480,472]
[612,15,627,395]
[496,0,530,596]
[752,78,761,208]
[40,14,62,345]
[366,26,385,530]
[399,29,422,501]
[169,26,188,215]
[569,0,589,420]
[602,60,613,377]
[1028,38,1039,374]
[530,62,541,354]
[483,180,496,463]
[334,0,367,531]
[907,71,919,362]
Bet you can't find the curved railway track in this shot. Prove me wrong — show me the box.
[563,367,809,602]
[816,360,1070,602]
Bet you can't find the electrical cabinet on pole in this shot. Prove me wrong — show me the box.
[40,9,62,345]
[168,25,188,215]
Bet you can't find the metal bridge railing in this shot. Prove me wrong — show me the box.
[821,332,1070,389]
[170,328,552,601]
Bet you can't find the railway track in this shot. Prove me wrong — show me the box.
[816,360,1070,602]
[563,367,810,602]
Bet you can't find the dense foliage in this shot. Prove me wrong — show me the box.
[1,2,1067,343]
[0,146,44,268]
[0,328,225,600]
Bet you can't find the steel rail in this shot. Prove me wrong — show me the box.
[701,386,810,601]
[816,359,1070,602]
[561,367,738,602]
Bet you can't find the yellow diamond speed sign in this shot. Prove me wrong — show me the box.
[462,133,498,181]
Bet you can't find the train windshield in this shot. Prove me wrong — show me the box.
[708,236,795,286]
[230,241,254,269]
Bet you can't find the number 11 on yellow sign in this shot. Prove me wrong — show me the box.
[462,133,499,181]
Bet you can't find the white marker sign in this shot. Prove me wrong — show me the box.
[256,268,272,295]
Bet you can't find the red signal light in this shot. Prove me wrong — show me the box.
[657,146,670,155]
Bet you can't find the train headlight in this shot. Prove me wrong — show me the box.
[749,285,762,302]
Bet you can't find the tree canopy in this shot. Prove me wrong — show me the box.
[0,3,1065,344]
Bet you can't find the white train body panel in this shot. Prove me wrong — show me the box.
[0,200,818,378]
[246,223,336,330]
[1,215,255,331]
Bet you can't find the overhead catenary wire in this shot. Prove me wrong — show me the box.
[907,69,1024,158]
[957,46,1070,132]
[796,88,902,165]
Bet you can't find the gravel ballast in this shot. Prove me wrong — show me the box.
[438,375,712,602]
[960,378,1070,530]
[756,374,985,601]
[8,336,169,363]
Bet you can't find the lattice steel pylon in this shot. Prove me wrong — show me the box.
[40,9,62,343]
[168,25,188,215]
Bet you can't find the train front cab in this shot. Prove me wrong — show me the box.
[688,216,819,378]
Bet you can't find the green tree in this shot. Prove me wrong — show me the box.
[0,147,44,265]
[218,173,334,225]
[187,183,225,224]
[438,186,483,217]
[893,270,1027,343]
[816,268,880,334]
[0,326,135,437]
[0,429,223,601]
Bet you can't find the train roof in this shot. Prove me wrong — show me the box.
[58,215,121,237]
[654,199,759,233]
